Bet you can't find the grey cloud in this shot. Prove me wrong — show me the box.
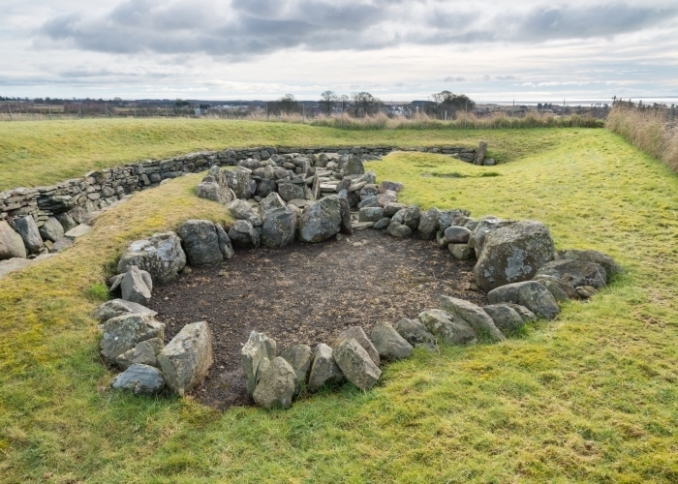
[37,0,678,58]
[443,76,466,82]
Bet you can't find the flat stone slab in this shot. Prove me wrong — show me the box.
[65,224,92,239]
[0,254,55,280]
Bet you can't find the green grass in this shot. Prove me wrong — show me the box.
[1,126,678,482]
[2,118,582,191]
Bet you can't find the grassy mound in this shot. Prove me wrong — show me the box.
[1,127,677,483]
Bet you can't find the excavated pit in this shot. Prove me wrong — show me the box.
[148,229,486,410]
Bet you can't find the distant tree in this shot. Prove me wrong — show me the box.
[319,90,337,115]
[432,91,476,117]
[339,94,350,113]
[175,99,191,108]
[278,94,300,115]
[353,92,380,117]
[199,103,211,110]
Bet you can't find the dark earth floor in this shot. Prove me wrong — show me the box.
[148,229,487,410]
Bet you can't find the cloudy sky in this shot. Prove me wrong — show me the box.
[2,0,677,102]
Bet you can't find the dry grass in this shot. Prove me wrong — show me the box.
[607,106,678,172]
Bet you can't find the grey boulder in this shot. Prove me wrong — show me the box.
[115,338,164,370]
[228,220,260,249]
[100,313,165,363]
[333,326,380,366]
[334,339,382,392]
[556,249,620,279]
[177,220,225,266]
[241,331,277,395]
[535,259,607,289]
[298,196,342,243]
[93,299,157,323]
[417,207,440,240]
[474,221,555,291]
[111,364,165,396]
[370,321,413,360]
[307,343,344,393]
[393,318,437,351]
[157,321,214,396]
[439,295,506,342]
[280,344,312,392]
[261,207,297,248]
[253,357,297,410]
[121,266,153,305]
[487,281,560,320]
[117,232,186,284]
[0,221,26,260]
[483,304,526,334]
[10,216,43,254]
[39,217,65,243]
[418,309,477,346]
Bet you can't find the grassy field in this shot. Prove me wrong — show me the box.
[1,117,581,191]
[1,123,678,482]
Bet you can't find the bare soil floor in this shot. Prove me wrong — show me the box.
[149,229,486,410]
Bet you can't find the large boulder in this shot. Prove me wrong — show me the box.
[418,309,477,346]
[252,357,297,410]
[535,259,607,289]
[439,296,506,342]
[298,196,342,243]
[280,344,312,392]
[39,217,65,243]
[343,156,365,175]
[177,220,225,266]
[196,181,232,204]
[0,221,26,260]
[359,207,384,223]
[241,331,277,395]
[117,232,186,284]
[556,249,620,280]
[259,192,286,216]
[120,266,153,305]
[10,216,44,254]
[334,339,382,391]
[227,200,262,227]
[307,343,344,393]
[157,321,214,396]
[278,183,305,202]
[474,221,555,291]
[417,208,440,240]
[370,322,414,360]
[93,299,157,323]
[468,216,512,253]
[393,318,437,351]
[487,281,560,320]
[228,220,260,249]
[225,167,253,199]
[261,207,298,248]
[100,313,165,363]
[111,364,165,396]
[332,326,380,366]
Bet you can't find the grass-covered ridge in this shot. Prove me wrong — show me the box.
[1,128,678,482]
[2,118,584,191]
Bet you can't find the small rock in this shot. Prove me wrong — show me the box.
[483,304,525,334]
[111,364,165,396]
[386,221,412,238]
[418,309,477,345]
[448,244,472,260]
[115,338,164,370]
[307,343,344,393]
[370,321,414,360]
[65,224,92,240]
[334,339,382,391]
[373,218,391,230]
[228,220,260,248]
[393,318,437,351]
[120,266,153,306]
[280,344,312,393]
[439,295,506,342]
[487,281,560,320]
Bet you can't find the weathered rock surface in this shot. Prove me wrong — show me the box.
[370,321,413,360]
[100,313,165,363]
[65,224,91,239]
[417,207,440,240]
[0,221,26,260]
[10,216,43,254]
[225,167,253,199]
[386,220,412,238]
[334,339,382,391]
[444,226,472,244]
[504,303,537,323]
[536,259,607,289]
[121,266,153,305]
[556,249,620,279]
[55,213,78,233]
[196,181,232,205]
[474,221,555,291]
[483,304,525,333]
[94,299,157,323]
[359,207,385,223]
[39,217,65,243]
[259,192,286,216]
[117,232,186,284]
[487,281,560,320]
[177,220,225,266]
[280,344,312,391]
[253,357,297,409]
[418,309,477,345]
[227,199,262,227]
[157,321,214,396]
[278,183,305,202]
[298,196,342,243]
[228,220,260,249]
[241,331,277,395]
[393,318,437,350]
[307,343,344,392]
[439,295,506,342]
[111,364,165,396]
[261,206,297,248]
[449,244,472,260]
[333,326,380,366]
[379,181,404,193]
[115,338,164,370]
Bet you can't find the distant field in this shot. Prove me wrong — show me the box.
[1,126,678,482]
[1,117,583,191]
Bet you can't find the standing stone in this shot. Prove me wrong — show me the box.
[280,344,312,392]
[338,197,353,235]
[117,232,186,284]
[39,217,65,243]
[177,220,225,266]
[393,318,437,351]
[121,266,153,306]
[157,321,214,396]
[298,196,342,243]
[111,364,165,396]
[370,322,414,360]
[261,207,297,248]
[334,339,382,391]
[343,156,365,175]
[417,208,440,240]
[215,224,235,260]
[252,357,297,410]
[0,221,26,260]
[10,216,44,254]
[418,309,477,346]
[100,314,165,363]
[474,221,555,291]
[307,343,344,393]
[241,331,277,395]
[475,141,488,165]
[332,326,380,366]
[439,295,506,342]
